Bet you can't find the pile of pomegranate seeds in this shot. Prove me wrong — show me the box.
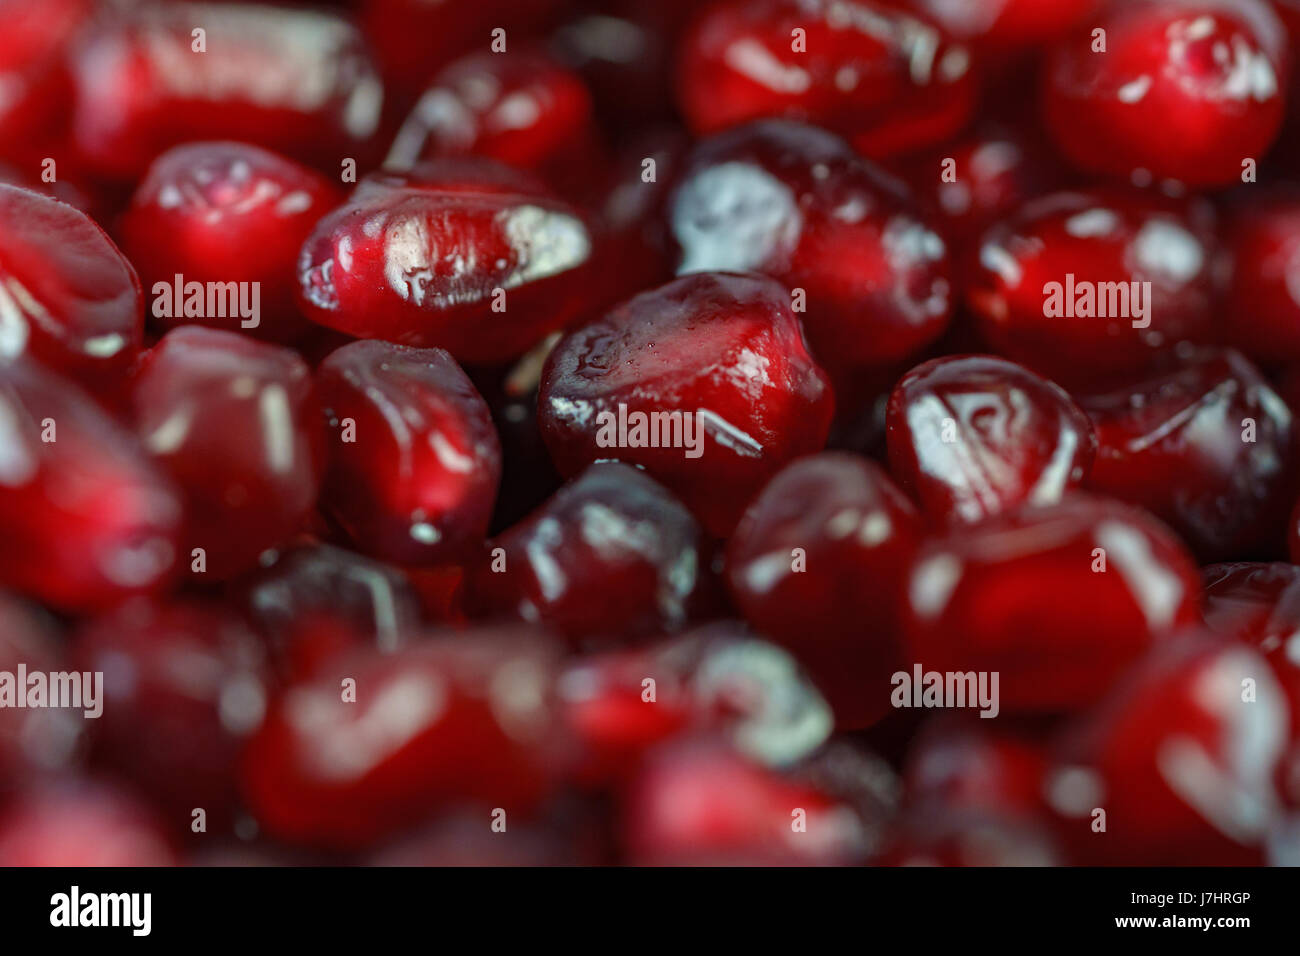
[1,0,1299,869]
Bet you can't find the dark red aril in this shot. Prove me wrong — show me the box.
[1043,0,1289,187]
[465,462,707,647]
[241,628,566,850]
[71,1,383,179]
[902,494,1202,714]
[0,184,143,391]
[316,340,501,566]
[0,595,80,786]
[0,359,181,612]
[119,142,343,344]
[676,0,977,159]
[1080,350,1295,561]
[387,50,603,198]
[966,189,1219,386]
[1222,190,1300,364]
[887,0,1101,54]
[237,542,424,682]
[1050,637,1288,864]
[668,120,953,381]
[538,272,834,537]
[903,717,1051,819]
[886,355,1096,525]
[296,161,594,363]
[726,453,923,729]
[0,0,89,163]
[131,327,323,581]
[71,599,270,827]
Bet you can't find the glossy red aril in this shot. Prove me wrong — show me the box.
[0,0,89,162]
[119,142,342,344]
[903,718,1050,818]
[966,189,1218,386]
[725,453,923,729]
[1080,350,1295,561]
[1043,0,1288,187]
[387,50,603,197]
[296,162,594,363]
[238,543,424,682]
[1222,191,1300,363]
[558,625,834,783]
[0,360,181,612]
[241,628,565,850]
[676,0,977,159]
[0,184,143,390]
[893,124,1060,253]
[465,462,707,646]
[316,340,501,565]
[886,0,1100,53]
[668,120,953,377]
[903,494,1202,714]
[0,782,177,866]
[538,272,834,536]
[886,355,1096,525]
[71,2,383,179]
[131,327,323,580]
[622,740,868,865]
[72,600,270,826]
[1051,638,1288,864]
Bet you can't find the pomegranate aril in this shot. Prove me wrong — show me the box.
[668,120,953,377]
[1080,350,1295,561]
[0,781,177,866]
[465,462,707,646]
[902,494,1202,714]
[557,623,833,783]
[0,0,90,163]
[72,599,270,827]
[387,50,604,198]
[119,142,342,344]
[887,0,1101,54]
[1044,0,1288,188]
[236,542,424,682]
[1050,637,1288,864]
[966,189,1219,386]
[1222,190,1300,364]
[131,326,323,581]
[886,355,1096,525]
[316,340,501,566]
[241,627,566,850]
[538,272,834,537]
[726,453,923,729]
[295,162,594,363]
[621,740,868,865]
[903,717,1051,819]
[676,0,977,159]
[71,1,383,179]
[0,595,80,785]
[0,359,181,612]
[0,183,143,390]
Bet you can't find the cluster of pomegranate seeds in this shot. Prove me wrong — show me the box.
[2,0,1300,871]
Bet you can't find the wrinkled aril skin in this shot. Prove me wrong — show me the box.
[886,355,1096,525]
[0,360,181,612]
[1043,0,1289,187]
[966,189,1219,386]
[317,340,501,566]
[538,272,834,537]
[902,494,1202,714]
[668,120,953,378]
[726,453,923,729]
[241,628,566,850]
[1051,638,1288,864]
[1079,350,1295,561]
[296,167,594,363]
[465,462,707,647]
[0,184,143,390]
[676,0,977,159]
[131,327,323,580]
[72,600,271,828]
[120,142,342,344]
[71,2,384,179]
